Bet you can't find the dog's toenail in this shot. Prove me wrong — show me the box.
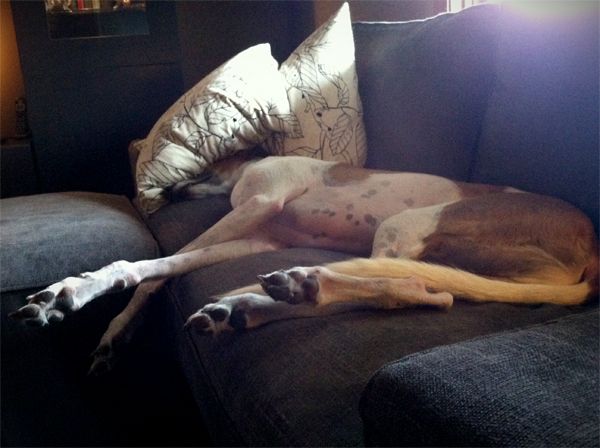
[257,275,268,286]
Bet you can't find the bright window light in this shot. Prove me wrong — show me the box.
[447,0,486,12]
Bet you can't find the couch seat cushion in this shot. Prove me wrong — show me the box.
[360,310,599,447]
[163,247,590,446]
[1,192,159,292]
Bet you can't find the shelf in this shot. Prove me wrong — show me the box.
[47,8,149,39]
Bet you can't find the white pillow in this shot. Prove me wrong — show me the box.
[134,43,296,214]
[265,3,368,166]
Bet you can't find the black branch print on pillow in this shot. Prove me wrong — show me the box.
[275,13,364,165]
[138,84,299,194]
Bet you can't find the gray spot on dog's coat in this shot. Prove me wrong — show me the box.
[364,214,377,227]
[361,189,378,199]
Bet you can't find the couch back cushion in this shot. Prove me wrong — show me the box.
[353,4,500,180]
[471,3,599,230]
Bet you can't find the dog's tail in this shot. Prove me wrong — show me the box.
[325,257,595,306]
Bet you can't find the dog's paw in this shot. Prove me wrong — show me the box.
[9,283,80,326]
[257,267,323,304]
[9,261,140,326]
[88,342,117,377]
[184,293,274,334]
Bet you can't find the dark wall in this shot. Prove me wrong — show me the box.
[11,1,313,196]
[12,1,183,196]
[176,1,313,91]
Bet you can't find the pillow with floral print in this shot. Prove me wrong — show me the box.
[264,3,368,166]
[134,43,299,214]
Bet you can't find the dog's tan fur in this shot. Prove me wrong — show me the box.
[11,155,599,374]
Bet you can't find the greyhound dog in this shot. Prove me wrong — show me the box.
[11,154,599,375]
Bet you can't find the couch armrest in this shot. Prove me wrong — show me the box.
[360,310,599,447]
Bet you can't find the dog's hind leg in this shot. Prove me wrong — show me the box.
[185,292,386,334]
[255,265,453,309]
[186,266,453,335]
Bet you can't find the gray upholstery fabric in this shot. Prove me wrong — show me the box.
[360,310,599,447]
[157,245,587,446]
[353,5,500,180]
[0,192,159,291]
[142,196,231,255]
[471,4,599,229]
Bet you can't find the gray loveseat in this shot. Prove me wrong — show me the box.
[2,4,598,446]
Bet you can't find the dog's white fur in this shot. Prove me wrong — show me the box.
[11,155,598,375]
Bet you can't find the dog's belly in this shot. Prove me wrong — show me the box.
[266,172,468,254]
[265,220,375,254]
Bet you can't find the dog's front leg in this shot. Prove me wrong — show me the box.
[11,238,282,326]
[9,260,144,326]
[88,279,161,375]
[84,237,283,374]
